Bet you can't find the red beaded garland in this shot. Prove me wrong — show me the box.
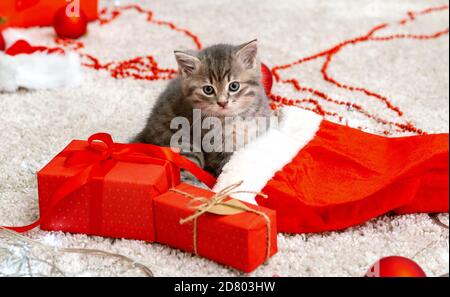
[51,4,448,136]
[54,4,202,82]
[270,5,449,135]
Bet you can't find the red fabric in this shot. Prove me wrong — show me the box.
[261,63,273,95]
[0,0,98,30]
[3,133,216,242]
[154,183,277,273]
[256,120,449,233]
[5,39,64,55]
[0,31,5,51]
[15,0,40,11]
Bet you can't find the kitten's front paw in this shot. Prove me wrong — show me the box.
[181,169,206,187]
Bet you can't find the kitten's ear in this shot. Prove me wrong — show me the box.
[174,51,200,76]
[235,39,258,68]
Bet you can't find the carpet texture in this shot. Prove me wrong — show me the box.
[0,0,449,276]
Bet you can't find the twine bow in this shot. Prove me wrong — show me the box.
[170,181,272,261]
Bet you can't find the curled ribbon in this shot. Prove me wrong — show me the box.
[170,181,272,261]
[3,133,216,233]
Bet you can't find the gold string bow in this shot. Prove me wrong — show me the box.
[170,181,272,261]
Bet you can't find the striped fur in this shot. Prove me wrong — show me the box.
[133,41,272,177]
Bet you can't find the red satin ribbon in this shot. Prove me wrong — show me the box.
[3,133,216,233]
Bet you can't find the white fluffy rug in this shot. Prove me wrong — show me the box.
[0,0,449,276]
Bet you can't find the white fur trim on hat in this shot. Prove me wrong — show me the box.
[0,51,83,92]
[213,107,323,205]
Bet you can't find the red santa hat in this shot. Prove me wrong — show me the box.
[0,29,82,92]
[214,107,449,234]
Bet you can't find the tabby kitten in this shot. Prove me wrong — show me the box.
[133,40,272,177]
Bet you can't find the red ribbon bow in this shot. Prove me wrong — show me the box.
[4,133,216,233]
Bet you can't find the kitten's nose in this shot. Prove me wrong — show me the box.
[217,101,228,108]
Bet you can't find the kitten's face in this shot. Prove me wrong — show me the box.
[175,40,261,117]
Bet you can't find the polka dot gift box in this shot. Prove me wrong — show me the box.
[4,133,216,242]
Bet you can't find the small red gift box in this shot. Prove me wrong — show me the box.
[154,183,277,273]
[0,0,98,30]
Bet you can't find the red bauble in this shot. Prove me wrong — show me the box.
[53,6,88,39]
[261,63,273,95]
[366,256,426,277]
[0,30,5,51]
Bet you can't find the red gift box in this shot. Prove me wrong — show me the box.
[38,140,178,242]
[4,133,216,242]
[0,0,98,30]
[38,134,183,242]
[154,183,278,273]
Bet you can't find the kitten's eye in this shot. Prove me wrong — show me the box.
[202,85,215,96]
[229,81,240,93]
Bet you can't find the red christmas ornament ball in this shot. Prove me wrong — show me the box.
[366,256,426,277]
[261,63,273,95]
[53,6,88,39]
[0,31,5,51]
